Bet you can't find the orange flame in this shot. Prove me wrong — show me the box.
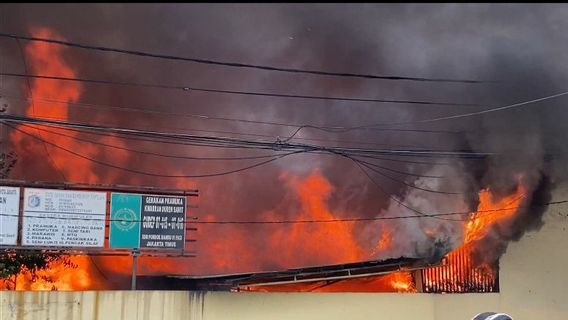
[423,182,526,292]
[0,256,108,291]
[5,27,123,290]
[243,272,415,293]
[6,28,528,293]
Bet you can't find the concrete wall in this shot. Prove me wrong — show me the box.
[1,200,567,320]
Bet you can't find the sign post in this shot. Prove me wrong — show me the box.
[131,248,140,290]
[109,192,187,291]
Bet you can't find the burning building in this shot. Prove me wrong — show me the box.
[1,4,567,298]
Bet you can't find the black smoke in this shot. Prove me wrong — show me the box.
[1,4,567,275]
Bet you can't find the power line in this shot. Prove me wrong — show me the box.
[348,154,444,217]
[0,73,482,107]
[348,154,444,179]
[18,122,289,161]
[274,90,568,139]
[329,150,456,199]
[356,158,461,195]
[5,122,311,178]
[351,90,568,129]
[0,32,491,84]
[0,91,467,136]
[1,200,566,224]
[24,120,453,163]
[404,90,568,125]
[0,114,493,159]
[18,123,449,183]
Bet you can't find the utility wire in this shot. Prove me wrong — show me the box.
[347,154,445,217]
[0,92,446,148]
[21,120,452,163]
[0,114,493,159]
[0,73,482,107]
[1,200,566,224]
[400,90,568,125]
[18,123,289,161]
[16,121,462,174]
[19,123,448,182]
[356,159,462,195]
[348,155,444,179]
[6,122,311,178]
[0,92,466,137]
[0,32,490,84]
[275,90,568,139]
[342,90,568,130]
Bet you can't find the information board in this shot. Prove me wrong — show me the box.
[22,188,107,247]
[0,186,20,245]
[110,193,186,249]
[140,195,185,249]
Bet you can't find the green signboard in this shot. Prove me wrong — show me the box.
[109,193,142,248]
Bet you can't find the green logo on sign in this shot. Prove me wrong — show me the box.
[109,193,141,248]
[114,208,137,231]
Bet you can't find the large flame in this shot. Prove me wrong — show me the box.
[422,183,526,292]
[0,256,107,290]
[4,27,118,290]
[226,172,414,292]
[3,26,527,293]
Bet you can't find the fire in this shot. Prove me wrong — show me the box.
[226,172,414,293]
[422,182,526,293]
[3,26,529,293]
[464,185,526,244]
[4,27,128,290]
[370,229,392,257]
[0,256,107,291]
[265,172,364,266]
[243,272,415,293]
[10,27,129,183]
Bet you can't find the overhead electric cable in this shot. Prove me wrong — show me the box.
[348,156,463,221]
[275,90,568,139]
[1,200,566,224]
[20,123,445,181]
[0,32,490,84]
[0,73,481,107]
[356,158,461,195]
[0,91,466,136]
[0,114,493,159]
[6,122,310,178]
[18,122,289,161]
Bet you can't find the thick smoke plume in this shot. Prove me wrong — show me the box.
[2,4,568,280]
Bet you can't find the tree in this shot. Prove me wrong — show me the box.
[0,151,17,179]
[0,250,76,290]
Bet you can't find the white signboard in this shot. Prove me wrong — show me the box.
[0,186,20,245]
[22,188,107,247]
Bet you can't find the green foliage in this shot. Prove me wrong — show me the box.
[1,250,55,278]
[0,151,17,179]
[0,250,76,290]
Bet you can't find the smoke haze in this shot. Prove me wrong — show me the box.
[1,4,567,278]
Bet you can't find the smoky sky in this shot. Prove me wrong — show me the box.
[2,4,568,275]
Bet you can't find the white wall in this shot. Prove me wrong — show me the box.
[1,197,567,320]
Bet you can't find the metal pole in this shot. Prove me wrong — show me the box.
[131,248,139,290]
